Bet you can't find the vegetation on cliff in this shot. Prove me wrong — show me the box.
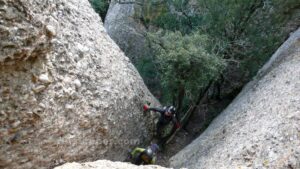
[143,0,299,115]
[91,0,299,128]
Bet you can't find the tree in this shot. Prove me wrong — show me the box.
[148,31,225,113]
[196,0,300,76]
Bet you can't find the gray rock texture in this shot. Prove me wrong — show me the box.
[0,0,159,168]
[104,0,149,63]
[55,160,169,169]
[170,28,300,169]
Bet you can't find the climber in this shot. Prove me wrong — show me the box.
[128,143,160,165]
[143,104,181,139]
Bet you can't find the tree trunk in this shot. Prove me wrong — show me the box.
[176,85,185,117]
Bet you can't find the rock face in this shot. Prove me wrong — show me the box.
[104,0,149,63]
[170,28,300,169]
[0,0,158,168]
[55,160,169,169]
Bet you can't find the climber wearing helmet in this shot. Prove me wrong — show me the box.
[128,144,159,165]
[143,104,181,139]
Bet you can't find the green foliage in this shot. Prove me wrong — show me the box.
[141,0,202,34]
[135,56,162,98]
[131,0,298,131]
[90,0,110,21]
[144,0,298,76]
[148,31,225,105]
[153,13,180,31]
[141,0,168,24]
[141,0,299,110]
[195,0,299,76]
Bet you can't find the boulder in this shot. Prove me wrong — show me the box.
[55,160,169,169]
[0,0,158,168]
[104,0,149,63]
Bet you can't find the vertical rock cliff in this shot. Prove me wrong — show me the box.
[0,0,158,168]
[104,0,149,63]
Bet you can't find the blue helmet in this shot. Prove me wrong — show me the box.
[150,143,159,153]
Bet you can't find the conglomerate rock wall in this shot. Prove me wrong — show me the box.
[0,0,159,168]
